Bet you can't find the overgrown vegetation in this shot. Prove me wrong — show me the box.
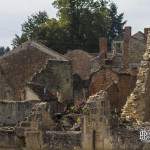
[12,0,126,53]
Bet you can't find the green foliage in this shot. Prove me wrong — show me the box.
[12,11,48,48]
[32,18,71,53]
[12,0,126,53]
[22,11,48,39]
[66,101,86,114]
[12,34,28,48]
[52,0,111,51]
[108,3,126,44]
[0,46,10,56]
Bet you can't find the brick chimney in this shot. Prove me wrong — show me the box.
[99,37,107,58]
[145,28,150,47]
[124,26,132,37]
[123,26,132,69]
[144,28,150,41]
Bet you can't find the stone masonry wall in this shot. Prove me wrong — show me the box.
[32,60,73,103]
[0,100,38,126]
[122,30,150,122]
[128,32,146,66]
[89,68,118,96]
[83,91,150,150]
[45,131,81,150]
[83,91,113,150]
[89,68,136,112]
[0,128,24,150]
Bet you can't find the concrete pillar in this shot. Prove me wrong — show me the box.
[123,26,132,69]
[99,37,108,58]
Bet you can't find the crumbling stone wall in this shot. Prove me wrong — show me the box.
[89,68,118,95]
[0,44,50,101]
[0,128,24,150]
[65,50,93,101]
[116,73,137,111]
[65,50,93,80]
[0,41,72,102]
[46,131,81,150]
[83,91,150,150]
[89,68,136,112]
[128,32,146,67]
[122,30,150,122]
[83,91,113,150]
[73,74,90,102]
[32,60,73,103]
[13,102,81,150]
[0,70,14,101]
[22,102,55,150]
[0,100,38,126]
[111,127,144,150]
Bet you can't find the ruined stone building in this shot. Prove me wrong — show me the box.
[0,41,73,102]
[64,27,147,112]
[82,29,150,150]
[0,41,75,150]
[65,50,93,101]
[0,40,73,127]
[89,26,147,112]
[122,29,150,123]
[83,91,112,150]
[0,27,150,150]
[128,31,146,68]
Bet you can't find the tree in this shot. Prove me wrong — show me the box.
[12,34,28,48]
[22,11,48,39]
[52,0,111,51]
[12,11,48,48]
[0,46,10,56]
[12,1,126,53]
[33,18,71,53]
[0,47,5,56]
[108,3,126,43]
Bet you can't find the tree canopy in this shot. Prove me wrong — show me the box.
[0,47,10,56]
[12,0,126,53]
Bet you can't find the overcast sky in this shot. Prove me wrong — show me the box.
[0,0,150,47]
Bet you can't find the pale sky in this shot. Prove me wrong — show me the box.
[0,0,150,47]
